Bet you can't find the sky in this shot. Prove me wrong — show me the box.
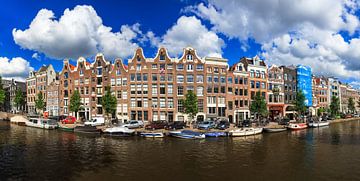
[0,0,359,88]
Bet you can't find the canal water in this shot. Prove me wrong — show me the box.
[1,120,360,181]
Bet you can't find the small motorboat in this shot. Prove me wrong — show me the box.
[264,127,287,133]
[170,130,205,139]
[287,123,308,130]
[103,126,135,136]
[74,125,101,134]
[140,132,164,138]
[229,127,263,137]
[59,123,76,132]
[25,118,58,129]
[204,132,227,137]
[308,121,330,128]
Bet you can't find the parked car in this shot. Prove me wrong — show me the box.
[345,114,353,118]
[61,116,77,124]
[166,121,186,130]
[49,115,66,122]
[121,120,144,129]
[278,118,290,125]
[354,114,360,118]
[197,121,216,130]
[216,120,230,130]
[84,117,105,126]
[145,121,167,130]
[238,120,251,127]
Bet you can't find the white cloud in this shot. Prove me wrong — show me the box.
[13,5,143,60]
[0,57,34,81]
[150,16,224,58]
[187,0,360,82]
[32,53,40,60]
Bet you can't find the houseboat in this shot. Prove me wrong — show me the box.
[25,118,58,129]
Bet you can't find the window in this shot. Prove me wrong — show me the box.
[136,65,141,71]
[221,86,226,93]
[261,71,265,79]
[152,84,157,95]
[167,64,173,69]
[250,70,254,77]
[208,107,216,114]
[228,77,233,84]
[117,91,121,99]
[116,69,121,75]
[160,84,166,94]
[160,98,166,108]
[250,81,255,88]
[131,85,136,94]
[111,78,115,86]
[196,75,204,83]
[187,74,194,83]
[116,78,121,86]
[122,78,127,86]
[228,101,233,110]
[122,91,127,99]
[261,82,266,89]
[256,81,260,88]
[178,99,184,112]
[256,70,260,78]
[168,98,174,108]
[137,100,142,107]
[187,64,193,71]
[177,75,184,83]
[130,74,135,81]
[178,86,184,96]
[207,76,212,82]
[136,74,141,81]
[152,74,157,81]
[79,70,84,76]
[160,53,165,60]
[177,64,184,70]
[207,86,212,93]
[207,96,216,104]
[97,68,102,75]
[214,67,219,73]
[152,98,158,108]
[131,98,136,108]
[160,74,166,82]
[198,99,204,112]
[168,84,173,95]
[214,76,219,83]
[143,74,148,81]
[167,74,173,82]
[196,64,204,71]
[197,86,204,96]
[220,76,226,84]
[214,86,219,93]
[152,64,157,69]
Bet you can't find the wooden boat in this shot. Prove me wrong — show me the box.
[287,123,308,130]
[103,126,135,136]
[204,132,227,137]
[58,123,76,132]
[74,125,101,134]
[25,118,58,129]
[264,127,287,133]
[308,121,329,128]
[170,130,205,139]
[229,127,263,137]
[140,132,164,138]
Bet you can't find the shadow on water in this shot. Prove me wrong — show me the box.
[1,120,360,181]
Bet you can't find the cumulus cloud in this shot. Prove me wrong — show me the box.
[13,5,143,60]
[32,53,40,60]
[149,16,224,58]
[187,0,360,81]
[0,57,34,81]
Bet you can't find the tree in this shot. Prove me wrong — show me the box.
[69,90,82,118]
[330,96,340,118]
[317,107,325,117]
[294,90,307,116]
[348,97,355,113]
[14,89,25,112]
[184,90,198,123]
[250,91,268,120]
[101,86,117,125]
[35,91,45,115]
[0,76,5,106]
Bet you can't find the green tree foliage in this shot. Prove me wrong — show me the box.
[14,89,25,111]
[35,91,45,114]
[294,90,307,115]
[348,97,355,113]
[184,90,198,121]
[317,107,325,117]
[101,86,117,124]
[0,76,5,104]
[250,91,268,119]
[330,96,340,117]
[69,90,82,118]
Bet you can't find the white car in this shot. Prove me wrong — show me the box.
[121,120,144,129]
[84,117,105,126]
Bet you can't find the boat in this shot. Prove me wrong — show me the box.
[25,118,58,129]
[74,125,101,134]
[170,130,205,139]
[287,123,308,130]
[58,123,76,132]
[308,121,330,128]
[140,132,164,138]
[264,127,287,133]
[229,127,263,137]
[204,132,227,137]
[103,126,135,136]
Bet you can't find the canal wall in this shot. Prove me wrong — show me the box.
[330,118,360,124]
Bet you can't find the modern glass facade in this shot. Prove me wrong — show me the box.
[296,65,312,107]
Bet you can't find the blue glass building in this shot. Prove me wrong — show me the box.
[296,65,312,107]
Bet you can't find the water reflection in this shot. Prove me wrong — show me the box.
[1,121,360,181]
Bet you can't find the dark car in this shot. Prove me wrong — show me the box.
[166,121,186,130]
[279,118,290,125]
[145,121,167,130]
[49,115,67,122]
[238,120,251,127]
[216,121,230,130]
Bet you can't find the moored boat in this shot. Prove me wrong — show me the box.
[287,123,308,130]
[140,132,164,138]
[264,127,287,133]
[170,130,205,139]
[204,132,227,137]
[25,118,58,129]
[74,125,101,134]
[308,121,329,128]
[103,126,135,136]
[229,127,263,137]
[59,123,76,132]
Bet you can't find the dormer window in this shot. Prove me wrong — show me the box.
[117,62,120,68]
[236,65,242,71]
[64,72,69,79]
[80,70,84,76]
[160,53,165,61]
[97,61,101,67]
[137,56,141,62]
[186,52,193,60]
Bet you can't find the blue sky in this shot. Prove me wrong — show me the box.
[0,0,359,88]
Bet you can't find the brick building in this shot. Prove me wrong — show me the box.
[267,65,285,120]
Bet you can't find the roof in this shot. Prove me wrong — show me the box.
[38,65,49,72]
[69,64,75,70]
